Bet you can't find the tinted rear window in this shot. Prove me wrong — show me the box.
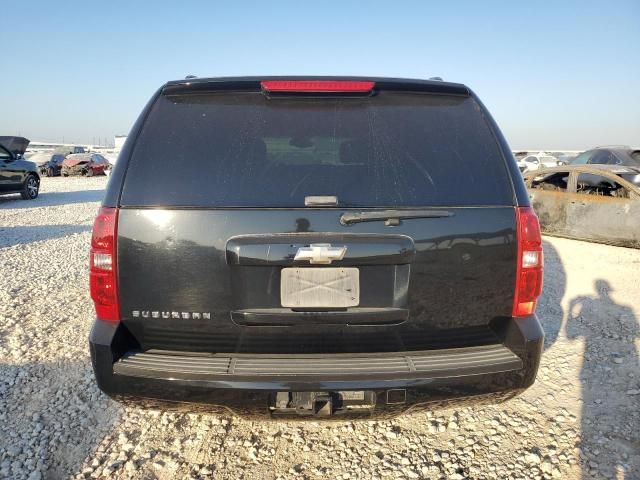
[121,91,513,207]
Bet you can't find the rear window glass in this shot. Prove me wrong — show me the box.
[121,91,513,207]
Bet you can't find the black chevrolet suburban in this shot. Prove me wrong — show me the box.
[89,77,544,418]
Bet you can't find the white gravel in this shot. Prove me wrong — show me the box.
[0,176,638,479]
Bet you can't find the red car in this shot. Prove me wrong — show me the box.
[61,153,109,177]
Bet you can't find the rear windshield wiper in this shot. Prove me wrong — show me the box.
[340,209,454,226]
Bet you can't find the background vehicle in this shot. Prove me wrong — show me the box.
[517,152,561,172]
[0,136,40,200]
[555,153,577,165]
[90,77,544,419]
[570,147,640,167]
[59,145,87,155]
[61,153,109,176]
[524,165,640,248]
[30,152,67,177]
[103,153,118,177]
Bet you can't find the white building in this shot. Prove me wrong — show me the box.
[114,135,127,151]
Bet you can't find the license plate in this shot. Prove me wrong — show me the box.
[281,267,359,308]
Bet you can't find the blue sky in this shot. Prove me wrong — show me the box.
[2,0,639,149]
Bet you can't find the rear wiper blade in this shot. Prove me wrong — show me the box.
[340,209,454,226]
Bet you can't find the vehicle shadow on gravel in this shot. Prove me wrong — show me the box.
[0,224,92,248]
[0,189,105,209]
[540,239,566,350]
[0,360,120,479]
[566,279,640,478]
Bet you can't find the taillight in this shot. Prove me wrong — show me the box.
[90,207,120,322]
[261,80,375,93]
[513,207,543,317]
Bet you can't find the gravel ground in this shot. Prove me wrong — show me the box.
[1,176,638,480]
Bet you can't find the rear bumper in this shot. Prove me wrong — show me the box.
[90,316,543,419]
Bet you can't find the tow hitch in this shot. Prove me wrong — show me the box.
[271,391,375,417]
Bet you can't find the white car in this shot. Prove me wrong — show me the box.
[517,152,561,172]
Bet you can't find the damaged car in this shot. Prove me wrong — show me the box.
[571,147,640,167]
[30,152,67,177]
[524,165,640,248]
[61,153,109,177]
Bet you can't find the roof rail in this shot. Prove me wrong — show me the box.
[594,145,630,149]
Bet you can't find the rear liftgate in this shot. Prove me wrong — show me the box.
[237,76,420,412]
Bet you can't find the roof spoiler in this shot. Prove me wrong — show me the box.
[161,76,469,97]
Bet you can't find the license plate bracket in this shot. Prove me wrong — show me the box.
[280,267,359,308]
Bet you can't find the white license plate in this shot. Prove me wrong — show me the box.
[281,268,359,308]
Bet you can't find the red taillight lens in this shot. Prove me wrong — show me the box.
[261,80,375,93]
[513,207,543,317]
[90,207,120,322]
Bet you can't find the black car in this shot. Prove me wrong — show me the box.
[0,136,40,200]
[571,146,640,167]
[89,77,544,419]
[31,152,67,177]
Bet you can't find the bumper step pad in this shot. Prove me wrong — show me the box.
[113,344,522,380]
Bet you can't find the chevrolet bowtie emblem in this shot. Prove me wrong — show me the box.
[294,243,347,265]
